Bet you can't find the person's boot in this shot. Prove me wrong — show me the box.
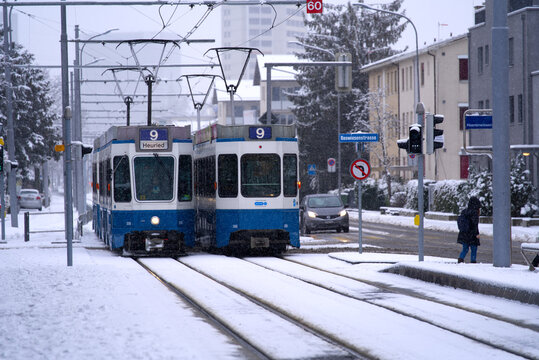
[458,258,464,263]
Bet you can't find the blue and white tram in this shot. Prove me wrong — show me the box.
[92,125,194,256]
[193,124,300,254]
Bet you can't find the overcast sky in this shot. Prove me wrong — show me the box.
[7,0,481,76]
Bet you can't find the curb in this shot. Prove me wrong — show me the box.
[383,264,539,306]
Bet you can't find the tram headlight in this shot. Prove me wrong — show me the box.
[151,216,160,225]
[307,211,317,218]
[339,210,347,217]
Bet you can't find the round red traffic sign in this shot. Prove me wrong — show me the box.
[327,158,336,166]
[350,159,370,180]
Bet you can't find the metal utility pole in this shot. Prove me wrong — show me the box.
[73,25,84,215]
[60,3,73,266]
[492,0,511,267]
[3,2,18,227]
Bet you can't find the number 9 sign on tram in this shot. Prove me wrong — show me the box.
[306,0,323,14]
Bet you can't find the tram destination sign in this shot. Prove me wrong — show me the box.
[138,128,169,151]
[339,133,379,143]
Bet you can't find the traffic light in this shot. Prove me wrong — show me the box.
[408,124,422,154]
[81,144,93,157]
[397,138,409,152]
[426,113,444,154]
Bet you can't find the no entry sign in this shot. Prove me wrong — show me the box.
[350,159,370,180]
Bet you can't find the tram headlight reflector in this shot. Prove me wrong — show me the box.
[307,211,317,218]
[151,216,160,225]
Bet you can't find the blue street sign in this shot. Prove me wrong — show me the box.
[339,133,379,143]
[308,164,316,176]
[465,115,492,129]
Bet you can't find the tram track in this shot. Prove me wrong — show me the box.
[245,255,539,360]
[134,257,360,360]
[133,254,538,359]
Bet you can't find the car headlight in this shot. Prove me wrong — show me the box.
[339,210,347,217]
[151,216,160,225]
[307,211,317,218]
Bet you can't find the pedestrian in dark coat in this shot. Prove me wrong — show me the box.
[457,196,481,263]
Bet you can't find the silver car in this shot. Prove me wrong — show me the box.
[18,189,42,211]
[300,194,349,234]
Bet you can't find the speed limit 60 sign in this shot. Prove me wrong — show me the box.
[307,0,323,13]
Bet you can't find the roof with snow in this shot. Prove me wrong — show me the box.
[360,33,468,73]
[215,80,260,102]
[253,54,302,84]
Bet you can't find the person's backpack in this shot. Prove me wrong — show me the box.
[457,211,469,233]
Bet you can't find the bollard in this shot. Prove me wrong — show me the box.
[24,212,29,242]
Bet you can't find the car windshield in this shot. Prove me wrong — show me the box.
[308,196,342,208]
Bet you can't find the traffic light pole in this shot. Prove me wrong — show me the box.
[416,103,425,261]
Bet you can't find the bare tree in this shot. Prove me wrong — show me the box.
[349,87,399,199]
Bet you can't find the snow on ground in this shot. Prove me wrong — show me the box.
[0,193,537,359]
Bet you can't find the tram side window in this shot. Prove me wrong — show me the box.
[92,163,97,195]
[195,156,215,197]
[113,156,131,202]
[218,154,238,198]
[106,159,112,201]
[241,154,280,197]
[99,161,106,200]
[178,155,192,202]
[283,154,297,197]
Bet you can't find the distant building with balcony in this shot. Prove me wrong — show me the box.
[253,54,299,125]
[361,34,469,181]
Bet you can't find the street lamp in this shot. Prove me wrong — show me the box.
[355,3,426,262]
[74,26,119,215]
[288,40,344,196]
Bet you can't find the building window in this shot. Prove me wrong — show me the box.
[485,45,489,66]
[459,57,468,80]
[518,94,523,123]
[509,95,515,123]
[420,62,425,86]
[478,100,484,109]
[459,106,468,131]
[401,68,404,91]
[477,46,483,74]
[508,37,514,66]
[460,155,469,179]
[485,99,490,109]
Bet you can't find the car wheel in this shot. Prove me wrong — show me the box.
[39,207,42,211]
[343,227,349,233]
[301,221,311,235]
[336,228,342,233]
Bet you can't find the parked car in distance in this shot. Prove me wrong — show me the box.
[17,189,42,211]
[300,194,349,235]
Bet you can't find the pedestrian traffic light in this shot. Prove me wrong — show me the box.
[397,138,409,152]
[426,113,444,154]
[81,144,93,157]
[408,124,422,154]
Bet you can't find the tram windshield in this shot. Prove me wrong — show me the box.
[241,154,280,197]
[134,155,174,201]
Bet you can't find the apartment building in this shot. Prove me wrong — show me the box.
[468,0,539,190]
[361,34,469,181]
[221,4,305,80]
